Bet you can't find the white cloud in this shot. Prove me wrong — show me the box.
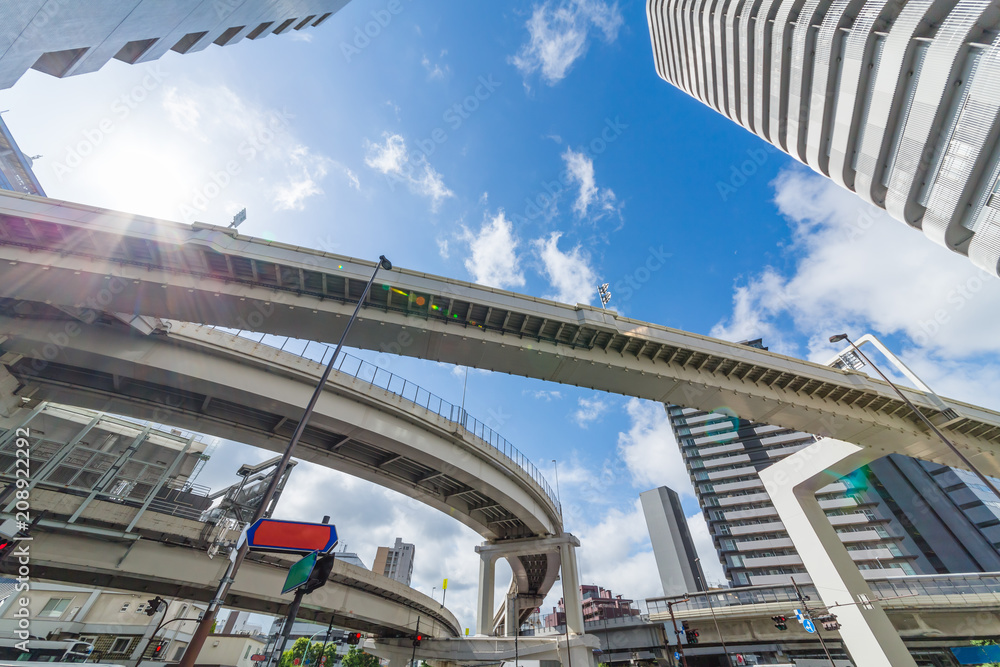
[460,210,526,288]
[364,132,407,174]
[561,148,617,218]
[163,87,201,133]
[572,396,608,427]
[617,398,696,498]
[711,166,1000,410]
[534,232,598,304]
[364,132,454,211]
[421,53,449,80]
[524,389,563,401]
[510,0,624,86]
[437,238,450,259]
[574,500,663,601]
[687,512,727,585]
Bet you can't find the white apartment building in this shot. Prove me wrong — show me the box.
[1,0,350,90]
[647,0,1000,277]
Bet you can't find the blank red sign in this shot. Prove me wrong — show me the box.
[246,518,338,554]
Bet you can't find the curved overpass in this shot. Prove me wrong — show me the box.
[6,491,460,638]
[0,192,997,477]
[0,311,563,610]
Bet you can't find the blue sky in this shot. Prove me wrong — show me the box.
[3,0,1000,634]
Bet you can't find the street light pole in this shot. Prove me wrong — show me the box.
[551,459,561,511]
[665,599,689,667]
[828,334,1000,500]
[694,561,732,667]
[790,577,835,667]
[178,256,393,667]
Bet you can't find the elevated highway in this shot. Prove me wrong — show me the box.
[647,575,1000,659]
[3,487,460,638]
[0,314,564,621]
[0,192,997,477]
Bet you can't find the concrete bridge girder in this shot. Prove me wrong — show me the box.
[0,192,997,478]
[0,316,559,541]
[17,525,461,638]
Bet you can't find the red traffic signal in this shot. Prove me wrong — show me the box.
[152,643,164,657]
[413,634,422,647]
[345,633,362,645]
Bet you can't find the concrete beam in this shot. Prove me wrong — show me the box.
[0,192,996,476]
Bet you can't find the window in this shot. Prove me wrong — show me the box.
[135,603,147,614]
[40,598,72,618]
[111,638,132,654]
[120,602,131,612]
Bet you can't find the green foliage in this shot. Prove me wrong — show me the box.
[279,637,340,667]
[340,645,379,667]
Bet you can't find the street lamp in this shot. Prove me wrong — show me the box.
[828,333,1000,499]
[693,559,732,667]
[179,256,393,667]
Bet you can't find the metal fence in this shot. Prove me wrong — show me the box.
[206,327,563,518]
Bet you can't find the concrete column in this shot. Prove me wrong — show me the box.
[558,542,585,636]
[758,438,917,667]
[476,552,496,636]
[504,595,517,637]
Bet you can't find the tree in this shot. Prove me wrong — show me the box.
[279,637,339,667]
[340,646,379,667]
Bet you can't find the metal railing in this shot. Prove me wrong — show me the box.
[204,327,563,518]
[647,572,1000,614]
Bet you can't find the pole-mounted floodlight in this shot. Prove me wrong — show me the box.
[597,283,611,309]
[829,333,1000,499]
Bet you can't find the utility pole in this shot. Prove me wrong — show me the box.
[790,577,835,667]
[665,599,689,667]
[178,256,392,667]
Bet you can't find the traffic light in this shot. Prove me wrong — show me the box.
[412,633,422,647]
[681,621,698,645]
[152,643,164,659]
[145,597,165,616]
[816,613,841,631]
[771,615,788,630]
[302,555,336,594]
[345,633,361,645]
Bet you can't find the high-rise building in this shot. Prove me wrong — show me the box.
[372,537,415,587]
[0,0,350,90]
[647,0,1000,278]
[639,486,706,596]
[0,115,45,196]
[668,340,1000,586]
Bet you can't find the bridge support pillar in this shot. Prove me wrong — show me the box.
[476,550,498,636]
[759,438,917,667]
[475,533,584,639]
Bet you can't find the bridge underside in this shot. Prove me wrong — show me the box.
[0,192,996,478]
[0,308,561,611]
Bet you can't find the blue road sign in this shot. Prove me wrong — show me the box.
[674,652,680,661]
[802,619,816,634]
[793,609,804,622]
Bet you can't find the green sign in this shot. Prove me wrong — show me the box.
[282,551,318,595]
